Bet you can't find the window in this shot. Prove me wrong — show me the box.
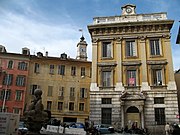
[13,108,21,114]
[47,86,53,96]
[127,70,136,86]
[49,65,54,74]
[155,108,165,125]
[70,87,75,97]
[102,71,111,87]
[30,85,40,95]
[101,108,112,124]
[7,60,13,69]
[0,89,11,100]
[126,40,137,57]
[154,97,164,104]
[80,88,87,98]
[150,39,161,55]
[79,103,84,111]
[102,42,112,58]
[69,102,74,111]
[18,62,28,70]
[58,65,65,75]
[152,69,163,86]
[59,87,64,97]
[34,63,40,73]
[16,75,26,86]
[47,101,52,111]
[81,67,85,76]
[3,74,13,85]
[58,102,63,111]
[102,98,112,104]
[71,66,76,76]
[15,90,22,101]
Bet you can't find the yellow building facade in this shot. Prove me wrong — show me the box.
[25,37,91,123]
[88,4,178,133]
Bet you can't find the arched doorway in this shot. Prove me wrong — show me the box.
[126,106,140,129]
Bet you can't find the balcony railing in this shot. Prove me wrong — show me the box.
[93,13,167,25]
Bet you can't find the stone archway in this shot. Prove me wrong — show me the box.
[125,106,140,129]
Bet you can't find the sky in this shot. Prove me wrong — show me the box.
[0,0,179,70]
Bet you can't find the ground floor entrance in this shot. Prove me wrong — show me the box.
[121,99,145,129]
[125,106,140,129]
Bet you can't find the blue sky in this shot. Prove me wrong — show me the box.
[0,0,179,70]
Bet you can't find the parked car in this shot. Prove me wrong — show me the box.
[18,121,28,135]
[69,122,85,129]
[94,124,114,134]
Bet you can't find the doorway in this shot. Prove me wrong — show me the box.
[126,106,140,129]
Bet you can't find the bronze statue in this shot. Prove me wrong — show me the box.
[24,89,49,134]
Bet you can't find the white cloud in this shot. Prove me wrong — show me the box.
[0,8,87,59]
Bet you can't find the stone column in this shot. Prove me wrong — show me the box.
[163,35,177,90]
[90,38,99,91]
[115,37,124,91]
[121,104,125,128]
[139,36,150,91]
[141,108,145,129]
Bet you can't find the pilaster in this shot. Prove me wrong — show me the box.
[115,37,124,91]
[139,36,150,91]
[163,35,177,90]
[90,38,99,91]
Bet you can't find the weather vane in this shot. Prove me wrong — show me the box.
[79,29,83,36]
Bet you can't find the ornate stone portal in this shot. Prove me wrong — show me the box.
[24,89,49,134]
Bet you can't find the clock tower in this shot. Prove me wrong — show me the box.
[121,4,136,15]
[76,36,88,61]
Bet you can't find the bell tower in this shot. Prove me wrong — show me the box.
[76,36,88,61]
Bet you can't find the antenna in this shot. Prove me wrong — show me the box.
[33,48,36,55]
[42,47,46,55]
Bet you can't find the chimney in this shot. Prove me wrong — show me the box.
[45,51,48,57]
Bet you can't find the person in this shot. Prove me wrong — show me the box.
[165,123,170,135]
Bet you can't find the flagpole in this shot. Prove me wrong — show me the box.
[79,29,83,36]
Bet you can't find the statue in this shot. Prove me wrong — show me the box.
[24,89,49,134]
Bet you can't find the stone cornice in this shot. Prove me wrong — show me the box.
[88,20,173,36]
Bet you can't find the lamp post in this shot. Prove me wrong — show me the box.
[2,72,9,112]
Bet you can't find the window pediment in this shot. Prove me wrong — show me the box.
[122,61,141,66]
[147,60,167,65]
[98,62,117,67]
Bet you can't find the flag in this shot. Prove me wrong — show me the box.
[176,25,180,44]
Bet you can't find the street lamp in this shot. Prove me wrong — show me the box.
[2,71,9,112]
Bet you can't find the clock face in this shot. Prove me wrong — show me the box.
[126,7,132,13]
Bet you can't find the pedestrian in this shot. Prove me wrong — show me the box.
[165,123,170,135]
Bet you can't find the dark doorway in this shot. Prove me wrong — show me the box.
[101,108,112,124]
